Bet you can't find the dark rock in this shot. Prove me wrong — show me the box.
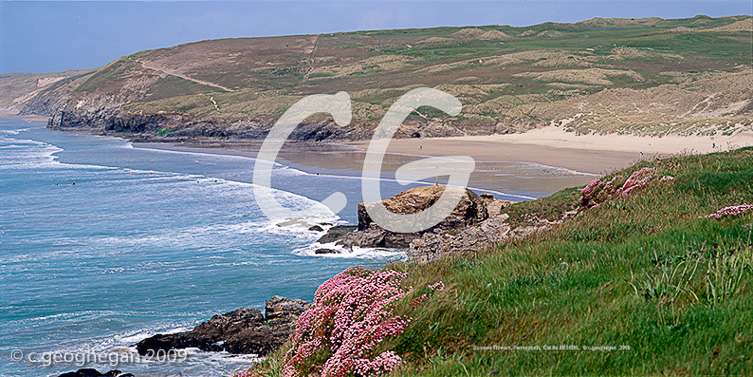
[315,248,338,254]
[308,225,324,232]
[57,369,133,377]
[136,297,310,357]
[316,225,358,244]
[341,185,489,248]
[265,295,310,322]
[338,224,386,248]
[265,296,311,346]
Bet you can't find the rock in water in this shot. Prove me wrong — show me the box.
[57,370,133,377]
[136,296,310,356]
[339,185,489,248]
[316,225,358,244]
[315,248,339,254]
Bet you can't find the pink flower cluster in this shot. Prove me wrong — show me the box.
[618,167,656,198]
[704,204,753,219]
[411,281,445,306]
[581,167,657,207]
[428,281,445,292]
[282,266,413,377]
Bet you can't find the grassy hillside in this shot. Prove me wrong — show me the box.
[386,149,753,376]
[5,15,752,138]
[248,148,753,376]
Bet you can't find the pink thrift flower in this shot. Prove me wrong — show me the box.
[282,266,413,377]
[704,204,753,219]
[428,281,445,292]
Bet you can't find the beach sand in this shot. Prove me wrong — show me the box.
[351,126,753,175]
[8,108,750,193]
[135,126,753,197]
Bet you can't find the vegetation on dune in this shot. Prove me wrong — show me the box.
[236,148,753,376]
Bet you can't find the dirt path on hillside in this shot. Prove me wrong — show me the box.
[130,57,235,92]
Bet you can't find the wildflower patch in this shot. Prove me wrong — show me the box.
[282,266,413,377]
[580,167,660,208]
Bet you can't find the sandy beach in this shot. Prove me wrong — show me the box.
[351,126,753,175]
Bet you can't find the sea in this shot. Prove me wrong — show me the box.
[0,117,593,377]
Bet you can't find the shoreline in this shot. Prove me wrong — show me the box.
[6,110,750,177]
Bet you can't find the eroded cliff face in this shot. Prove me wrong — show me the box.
[39,100,516,142]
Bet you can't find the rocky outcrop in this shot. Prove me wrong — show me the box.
[317,186,518,256]
[406,214,555,263]
[357,186,489,231]
[335,186,490,249]
[313,185,573,263]
[135,296,309,356]
[316,225,358,244]
[57,369,133,377]
[407,194,580,263]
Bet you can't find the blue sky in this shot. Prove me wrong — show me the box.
[1,1,751,74]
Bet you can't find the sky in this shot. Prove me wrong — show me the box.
[0,0,751,74]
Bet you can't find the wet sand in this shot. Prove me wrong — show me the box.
[136,126,753,198]
[135,141,600,199]
[351,138,640,175]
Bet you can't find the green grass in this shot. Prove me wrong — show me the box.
[248,152,753,377]
[380,149,753,376]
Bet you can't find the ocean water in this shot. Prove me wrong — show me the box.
[0,118,592,377]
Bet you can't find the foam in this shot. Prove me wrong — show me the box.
[0,127,29,136]
[295,241,406,260]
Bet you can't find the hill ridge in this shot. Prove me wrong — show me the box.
[1,15,750,142]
